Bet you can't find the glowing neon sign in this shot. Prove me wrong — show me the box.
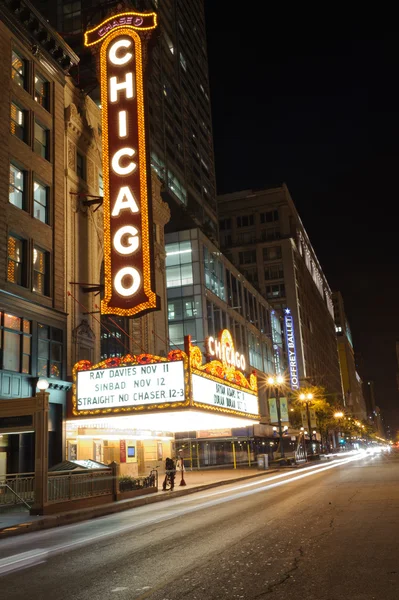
[84,12,159,317]
[207,329,246,372]
[284,308,299,390]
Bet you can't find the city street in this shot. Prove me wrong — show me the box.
[1,451,398,599]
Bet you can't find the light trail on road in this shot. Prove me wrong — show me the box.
[0,452,369,577]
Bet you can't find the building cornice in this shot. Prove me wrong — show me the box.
[0,0,79,73]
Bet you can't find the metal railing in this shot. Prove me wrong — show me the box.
[48,469,113,504]
[0,473,35,507]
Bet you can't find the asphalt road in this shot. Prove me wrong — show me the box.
[1,450,398,600]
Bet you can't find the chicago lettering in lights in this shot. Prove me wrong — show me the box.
[284,308,299,390]
[207,329,246,372]
[84,12,159,317]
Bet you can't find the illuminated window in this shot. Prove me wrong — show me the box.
[11,50,26,88]
[266,284,285,299]
[33,246,49,295]
[7,235,25,286]
[33,180,48,223]
[34,121,49,160]
[10,102,26,141]
[37,324,62,379]
[0,314,31,373]
[165,241,193,288]
[203,246,226,300]
[100,316,129,360]
[9,164,26,210]
[98,173,103,196]
[34,74,49,110]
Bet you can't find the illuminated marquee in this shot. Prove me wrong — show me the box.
[84,12,158,317]
[284,308,300,390]
[207,329,246,372]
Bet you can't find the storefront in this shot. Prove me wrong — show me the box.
[67,331,260,474]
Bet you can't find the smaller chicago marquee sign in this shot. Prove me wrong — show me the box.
[72,332,259,421]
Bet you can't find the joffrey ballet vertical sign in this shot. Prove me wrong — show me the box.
[84,12,158,317]
[284,308,300,390]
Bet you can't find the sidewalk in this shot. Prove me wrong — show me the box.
[0,466,278,539]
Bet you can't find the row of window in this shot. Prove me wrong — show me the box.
[10,163,49,223]
[8,235,49,296]
[0,312,62,379]
[11,102,50,160]
[12,50,50,110]
[220,210,279,231]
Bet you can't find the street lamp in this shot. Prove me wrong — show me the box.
[32,377,50,514]
[299,392,314,455]
[266,375,285,459]
[334,411,344,449]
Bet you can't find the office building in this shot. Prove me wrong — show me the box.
[332,292,367,420]
[30,0,219,240]
[0,0,78,474]
[218,184,343,400]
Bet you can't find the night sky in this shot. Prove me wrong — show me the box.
[203,6,399,435]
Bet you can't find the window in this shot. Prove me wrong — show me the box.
[33,180,48,223]
[10,102,26,141]
[33,246,49,295]
[37,324,63,379]
[168,298,198,321]
[237,215,254,228]
[263,246,282,261]
[266,283,286,299]
[260,210,279,223]
[203,246,225,300]
[77,152,85,179]
[34,74,49,110]
[165,241,193,287]
[238,250,257,265]
[63,1,82,35]
[219,218,231,231]
[0,313,31,373]
[98,173,103,196]
[9,164,26,210]
[34,121,49,159]
[100,316,128,360]
[11,50,26,88]
[261,227,281,241]
[7,235,25,286]
[265,263,284,280]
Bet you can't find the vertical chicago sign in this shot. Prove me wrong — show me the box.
[84,12,158,316]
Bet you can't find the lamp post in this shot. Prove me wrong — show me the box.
[32,377,50,515]
[267,375,285,459]
[334,411,344,450]
[299,392,314,456]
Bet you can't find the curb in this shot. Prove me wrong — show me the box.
[0,469,280,539]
